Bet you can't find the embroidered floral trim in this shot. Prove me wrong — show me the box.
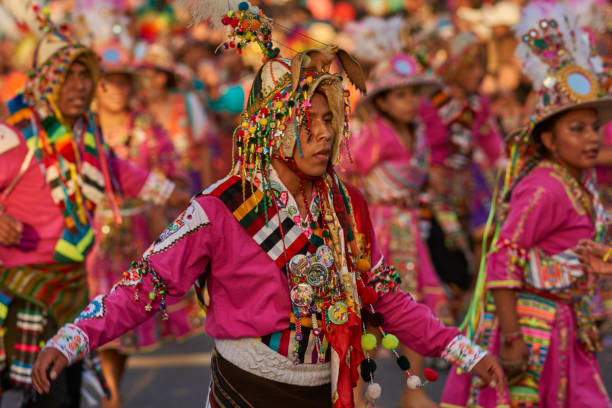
[45,323,89,365]
[368,258,401,294]
[74,295,107,323]
[441,334,487,372]
[138,172,175,205]
[143,200,209,257]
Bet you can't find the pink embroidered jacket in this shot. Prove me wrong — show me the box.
[0,123,174,267]
[46,178,486,374]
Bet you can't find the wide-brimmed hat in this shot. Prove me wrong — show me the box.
[509,1,612,143]
[435,31,485,81]
[361,54,441,106]
[97,38,134,76]
[134,43,176,75]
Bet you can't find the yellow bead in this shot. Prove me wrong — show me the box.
[381,334,399,350]
[361,333,377,351]
[260,118,268,126]
[249,126,256,134]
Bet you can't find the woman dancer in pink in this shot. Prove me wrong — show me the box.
[343,54,451,408]
[441,3,612,407]
[88,42,205,408]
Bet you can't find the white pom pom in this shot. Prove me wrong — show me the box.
[365,382,382,402]
[406,375,422,390]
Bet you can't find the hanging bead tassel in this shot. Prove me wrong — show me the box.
[406,375,423,390]
[365,382,382,403]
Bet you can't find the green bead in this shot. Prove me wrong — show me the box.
[381,334,399,350]
[361,333,377,351]
[148,292,156,300]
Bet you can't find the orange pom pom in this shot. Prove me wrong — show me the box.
[356,258,371,273]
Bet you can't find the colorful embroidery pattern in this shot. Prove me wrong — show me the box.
[138,172,175,206]
[75,295,107,323]
[441,334,487,372]
[45,323,89,364]
[368,258,401,295]
[143,200,210,257]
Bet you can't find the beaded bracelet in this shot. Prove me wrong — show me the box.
[129,260,169,320]
[500,331,523,345]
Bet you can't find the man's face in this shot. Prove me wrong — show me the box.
[292,92,335,177]
[57,61,94,121]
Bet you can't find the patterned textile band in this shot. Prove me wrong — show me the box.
[215,338,330,386]
[207,349,332,408]
[0,263,88,327]
[0,298,47,388]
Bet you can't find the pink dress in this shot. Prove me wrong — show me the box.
[343,109,452,323]
[595,123,612,326]
[86,111,205,353]
[441,161,611,408]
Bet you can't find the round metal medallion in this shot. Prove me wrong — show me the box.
[289,254,309,277]
[327,302,349,325]
[316,245,335,268]
[290,283,314,307]
[307,262,328,287]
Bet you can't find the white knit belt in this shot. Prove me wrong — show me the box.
[214,338,331,387]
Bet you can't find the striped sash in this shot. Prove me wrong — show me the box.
[203,176,315,276]
[0,263,88,326]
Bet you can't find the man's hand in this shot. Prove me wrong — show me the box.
[469,354,505,393]
[31,348,68,394]
[0,213,23,246]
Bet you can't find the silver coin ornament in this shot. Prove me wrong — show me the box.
[289,254,309,277]
[307,262,328,287]
[316,245,334,267]
[327,301,349,325]
[290,283,314,307]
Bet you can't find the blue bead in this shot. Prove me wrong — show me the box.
[238,2,249,11]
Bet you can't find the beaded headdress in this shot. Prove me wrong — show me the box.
[510,1,612,143]
[183,0,367,187]
[23,6,100,110]
[461,1,612,342]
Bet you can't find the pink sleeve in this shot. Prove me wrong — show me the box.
[421,100,449,167]
[46,198,215,360]
[375,289,460,356]
[108,153,149,198]
[0,123,24,190]
[109,152,175,205]
[486,174,565,289]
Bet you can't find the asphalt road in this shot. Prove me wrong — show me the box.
[110,333,612,408]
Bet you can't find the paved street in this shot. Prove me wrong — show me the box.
[114,333,612,407]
